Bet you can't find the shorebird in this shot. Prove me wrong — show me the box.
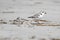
[28,10,47,23]
[28,10,47,19]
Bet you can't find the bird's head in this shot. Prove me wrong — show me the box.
[41,10,47,14]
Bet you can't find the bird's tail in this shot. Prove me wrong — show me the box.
[28,16,35,18]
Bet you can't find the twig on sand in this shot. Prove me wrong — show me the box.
[0,19,7,24]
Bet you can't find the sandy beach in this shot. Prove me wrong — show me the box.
[0,0,60,40]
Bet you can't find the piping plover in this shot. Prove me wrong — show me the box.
[28,10,47,19]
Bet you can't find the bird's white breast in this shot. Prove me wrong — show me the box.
[38,13,45,18]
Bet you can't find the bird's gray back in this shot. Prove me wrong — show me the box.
[33,13,41,18]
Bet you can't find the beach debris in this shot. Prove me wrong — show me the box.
[9,17,22,26]
[0,17,60,26]
[0,19,7,24]
[51,38,60,40]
